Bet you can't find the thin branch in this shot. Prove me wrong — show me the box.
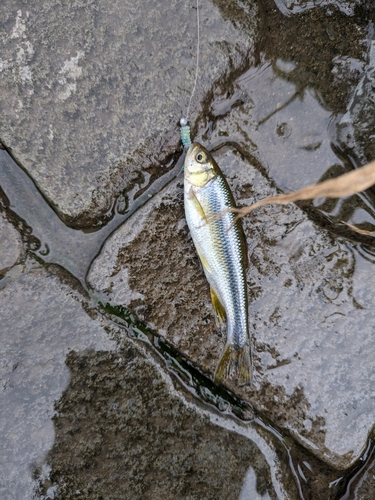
[227,160,375,232]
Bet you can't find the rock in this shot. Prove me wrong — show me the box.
[88,146,375,470]
[200,5,368,190]
[0,0,258,228]
[0,213,25,277]
[195,10,374,237]
[0,148,119,284]
[0,265,299,500]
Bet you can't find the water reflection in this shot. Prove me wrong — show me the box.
[200,0,373,244]
[199,45,375,243]
[203,59,345,190]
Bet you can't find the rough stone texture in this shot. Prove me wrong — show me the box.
[0,213,25,277]
[88,147,375,470]
[0,265,296,500]
[0,0,258,227]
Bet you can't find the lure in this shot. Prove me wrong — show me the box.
[180,117,192,150]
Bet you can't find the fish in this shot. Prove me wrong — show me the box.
[184,142,252,385]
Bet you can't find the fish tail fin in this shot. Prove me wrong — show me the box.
[215,343,252,386]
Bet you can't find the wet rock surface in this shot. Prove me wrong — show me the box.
[0,266,116,499]
[0,265,298,500]
[89,146,375,470]
[272,0,371,17]
[0,0,257,228]
[353,446,375,499]
[37,351,284,500]
[2,0,375,498]
[89,177,218,369]
[204,0,369,183]
[200,1,375,240]
[0,213,25,277]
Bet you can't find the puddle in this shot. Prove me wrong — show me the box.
[272,0,364,17]
[196,1,375,244]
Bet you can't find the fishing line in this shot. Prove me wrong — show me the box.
[180,0,200,150]
[186,0,200,121]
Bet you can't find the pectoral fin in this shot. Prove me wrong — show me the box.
[210,288,226,324]
[188,187,207,223]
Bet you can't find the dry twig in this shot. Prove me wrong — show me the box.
[225,160,375,235]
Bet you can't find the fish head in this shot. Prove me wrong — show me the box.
[184,142,217,187]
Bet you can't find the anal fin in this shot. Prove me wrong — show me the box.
[215,343,252,386]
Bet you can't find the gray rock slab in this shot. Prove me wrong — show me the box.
[0,0,257,227]
[0,265,296,500]
[0,213,25,277]
[88,146,375,470]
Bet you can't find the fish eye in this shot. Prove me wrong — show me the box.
[196,152,205,163]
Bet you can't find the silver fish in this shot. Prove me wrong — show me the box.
[184,142,252,385]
